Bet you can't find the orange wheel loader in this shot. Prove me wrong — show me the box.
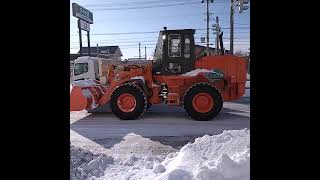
[70,28,247,121]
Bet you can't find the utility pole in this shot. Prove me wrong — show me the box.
[215,16,220,55]
[139,43,141,60]
[230,0,234,55]
[96,44,99,54]
[231,0,249,55]
[145,46,147,60]
[87,31,91,56]
[202,0,213,56]
[206,0,210,56]
[78,19,83,56]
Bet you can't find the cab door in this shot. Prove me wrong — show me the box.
[162,30,195,75]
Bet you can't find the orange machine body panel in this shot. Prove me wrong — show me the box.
[195,55,247,100]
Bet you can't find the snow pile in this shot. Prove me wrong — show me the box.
[70,144,114,180]
[107,133,176,161]
[151,129,250,180]
[96,133,177,180]
[70,130,249,180]
[72,79,97,87]
[181,69,213,76]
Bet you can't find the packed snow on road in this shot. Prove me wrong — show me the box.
[70,129,250,180]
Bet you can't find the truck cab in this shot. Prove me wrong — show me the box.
[72,56,100,81]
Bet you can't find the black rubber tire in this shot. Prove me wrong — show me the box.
[146,102,152,109]
[183,83,223,121]
[110,83,147,120]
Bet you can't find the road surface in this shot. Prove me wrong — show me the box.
[70,89,250,152]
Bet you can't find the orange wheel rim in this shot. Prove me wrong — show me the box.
[192,93,214,113]
[117,93,136,112]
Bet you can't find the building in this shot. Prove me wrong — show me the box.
[70,46,123,61]
[126,58,147,61]
[194,45,230,57]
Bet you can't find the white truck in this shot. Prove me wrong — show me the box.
[71,56,151,83]
[71,56,114,83]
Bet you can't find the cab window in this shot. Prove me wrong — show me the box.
[184,37,191,58]
[168,35,181,57]
[74,63,88,75]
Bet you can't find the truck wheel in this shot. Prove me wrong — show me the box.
[110,83,147,120]
[146,102,152,109]
[183,83,223,121]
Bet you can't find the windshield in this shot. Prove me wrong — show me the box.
[74,63,88,75]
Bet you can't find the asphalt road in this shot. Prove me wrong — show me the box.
[70,92,250,151]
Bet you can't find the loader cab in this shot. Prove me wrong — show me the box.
[153,28,195,75]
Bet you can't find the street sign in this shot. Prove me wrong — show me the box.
[72,3,93,24]
[78,19,90,32]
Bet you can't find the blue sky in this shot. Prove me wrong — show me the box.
[70,0,250,59]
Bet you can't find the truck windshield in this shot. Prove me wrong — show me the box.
[74,63,88,75]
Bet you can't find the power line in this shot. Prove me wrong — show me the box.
[90,2,200,11]
[71,43,157,47]
[84,0,199,7]
[70,29,198,36]
[91,9,246,23]
[70,28,249,36]
[70,37,249,45]
[94,13,206,23]
[85,0,227,8]
[70,36,249,46]
[90,31,159,35]
[70,40,157,44]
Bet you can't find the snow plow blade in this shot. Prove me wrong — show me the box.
[70,86,95,111]
[70,80,108,111]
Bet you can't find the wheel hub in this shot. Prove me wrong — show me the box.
[117,93,136,112]
[192,93,214,113]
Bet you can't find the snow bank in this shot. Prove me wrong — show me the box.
[90,133,177,180]
[71,130,250,180]
[150,129,250,180]
[72,79,97,87]
[70,144,114,180]
[180,69,213,76]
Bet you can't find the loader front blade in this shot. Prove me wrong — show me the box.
[70,86,94,111]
